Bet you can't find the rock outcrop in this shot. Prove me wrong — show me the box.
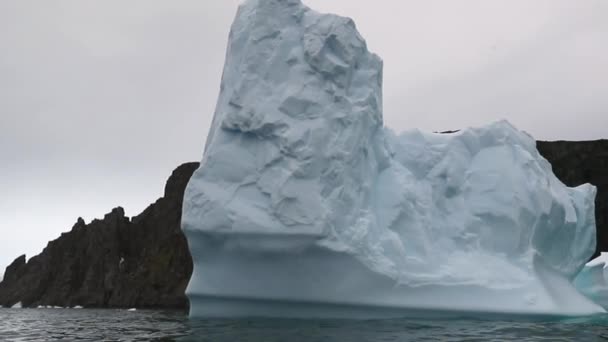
[538,140,608,258]
[0,162,199,309]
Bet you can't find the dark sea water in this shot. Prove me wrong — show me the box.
[1,308,608,341]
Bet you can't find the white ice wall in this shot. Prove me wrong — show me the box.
[182,0,602,318]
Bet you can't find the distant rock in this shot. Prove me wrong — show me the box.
[538,140,608,258]
[0,162,199,309]
[435,130,461,134]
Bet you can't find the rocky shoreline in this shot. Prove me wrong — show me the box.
[0,140,606,309]
[0,162,198,309]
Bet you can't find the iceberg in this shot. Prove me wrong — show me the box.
[182,0,603,318]
[574,253,608,309]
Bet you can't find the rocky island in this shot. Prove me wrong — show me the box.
[0,162,198,309]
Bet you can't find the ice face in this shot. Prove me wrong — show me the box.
[574,253,608,309]
[182,0,603,318]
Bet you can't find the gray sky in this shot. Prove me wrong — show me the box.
[1,0,607,274]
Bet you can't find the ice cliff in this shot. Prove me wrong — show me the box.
[182,0,603,318]
[574,253,608,310]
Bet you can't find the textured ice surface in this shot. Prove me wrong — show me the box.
[574,253,608,309]
[182,0,602,318]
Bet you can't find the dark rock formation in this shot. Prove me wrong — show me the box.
[434,130,461,134]
[0,162,199,309]
[538,140,608,258]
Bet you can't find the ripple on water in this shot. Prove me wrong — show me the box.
[1,308,608,341]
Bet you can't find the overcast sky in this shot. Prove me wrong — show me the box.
[1,0,607,274]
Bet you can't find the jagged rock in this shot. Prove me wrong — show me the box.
[538,140,608,258]
[1,255,26,286]
[0,162,199,309]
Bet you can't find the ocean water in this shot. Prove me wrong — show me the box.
[1,308,608,341]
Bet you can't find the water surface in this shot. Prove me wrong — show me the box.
[1,308,608,341]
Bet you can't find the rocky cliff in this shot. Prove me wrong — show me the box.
[538,140,608,259]
[0,162,199,309]
[0,140,606,309]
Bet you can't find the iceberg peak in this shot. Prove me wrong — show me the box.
[182,0,602,319]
